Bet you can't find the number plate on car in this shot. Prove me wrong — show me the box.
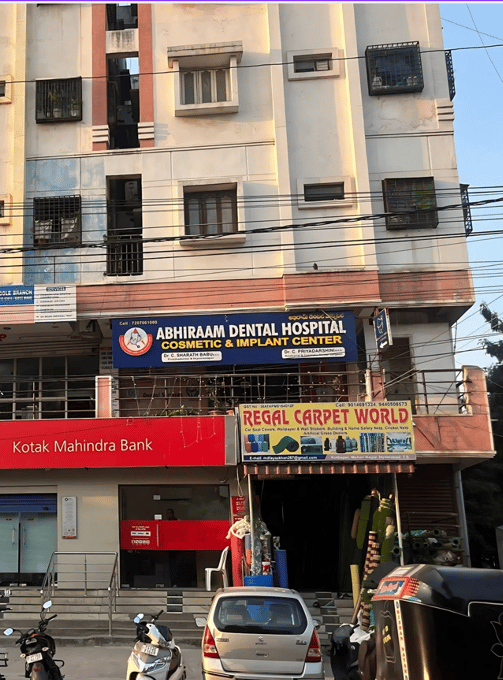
[141,645,158,656]
[26,653,43,664]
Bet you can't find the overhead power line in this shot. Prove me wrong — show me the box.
[4,42,503,87]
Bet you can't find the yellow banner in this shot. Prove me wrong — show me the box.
[239,402,415,462]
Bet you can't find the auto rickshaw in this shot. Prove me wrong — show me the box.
[369,564,503,679]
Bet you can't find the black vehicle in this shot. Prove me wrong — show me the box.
[370,564,503,680]
[3,600,64,680]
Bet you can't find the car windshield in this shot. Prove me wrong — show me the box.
[214,596,308,635]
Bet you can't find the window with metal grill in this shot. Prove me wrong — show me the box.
[383,177,438,230]
[366,42,423,96]
[0,201,4,219]
[35,77,82,122]
[184,188,238,236]
[445,50,455,101]
[293,54,332,73]
[0,81,5,97]
[33,196,81,246]
[304,183,344,202]
[181,68,229,105]
[106,177,143,276]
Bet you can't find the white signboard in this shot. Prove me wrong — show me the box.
[34,285,77,322]
[62,496,77,539]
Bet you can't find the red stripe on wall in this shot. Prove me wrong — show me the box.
[92,4,108,150]
[138,3,154,147]
[120,520,231,550]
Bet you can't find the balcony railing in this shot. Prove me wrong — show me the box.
[0,366,486,420]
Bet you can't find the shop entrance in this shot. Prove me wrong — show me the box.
[257,475,393,592]
[0,495,57,587]
[119,484,230,589]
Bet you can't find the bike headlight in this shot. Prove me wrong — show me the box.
[132,655,168,673]
[143,659,168,673]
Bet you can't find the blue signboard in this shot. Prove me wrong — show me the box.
[0,286,34,305]
[112,311,358,368]
[374,308,393,351]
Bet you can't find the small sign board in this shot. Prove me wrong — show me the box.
[374,308,393,351]
[62,496,77,539]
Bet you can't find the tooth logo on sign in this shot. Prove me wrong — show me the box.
[119,327,153,356]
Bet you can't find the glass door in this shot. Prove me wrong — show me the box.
[0,511,57,586]
[19,514,57,585]
[0,513,20,585]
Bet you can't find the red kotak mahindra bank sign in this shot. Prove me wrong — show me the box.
[0,417,227,469]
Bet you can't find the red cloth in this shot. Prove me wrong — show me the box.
[231,534,244,586]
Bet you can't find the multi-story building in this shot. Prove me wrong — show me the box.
[0,2,493,592]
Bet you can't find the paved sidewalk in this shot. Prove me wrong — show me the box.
[0,644,333,680]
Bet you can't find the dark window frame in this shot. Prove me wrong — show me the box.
[304,182,345,202]
[0,81,5,97]
[106,176,143,277]
[445,50,455,101]
[33,195,82,246]
[383,177,438,230]
[184,187,238,237]
[293,54,332,73]
[35,77,82,123]
[106,3,138,31]
[366,42,423,96]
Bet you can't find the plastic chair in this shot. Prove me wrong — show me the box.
[205,546,230,591]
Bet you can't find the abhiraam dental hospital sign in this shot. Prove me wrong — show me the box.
[112,310,358,367]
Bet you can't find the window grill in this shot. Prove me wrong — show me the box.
[33,196,81,246]
[460,184,472,236]
[0,355,98,421]
[184,188,238,236]
[383,177,438,230]
[445,50,455,101]
[304,183,344,202]
[35,77,82,123]
[181,69,229,105]
[293,55,332,73]
[106,222,143,276]
[106,177,143,276]
[366,42,423,95]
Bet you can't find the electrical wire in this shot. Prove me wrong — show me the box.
[4,41,503,88]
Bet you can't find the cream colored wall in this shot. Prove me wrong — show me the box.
[20,2,470,285]
[0,466,239,584]
[353,3,469,273]
[0,3,25,284]
[25,3,89,159]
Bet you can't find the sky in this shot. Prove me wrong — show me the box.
[440,3,503,370]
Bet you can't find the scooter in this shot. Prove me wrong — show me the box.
[126,610,186,680]
[3,600,64,680]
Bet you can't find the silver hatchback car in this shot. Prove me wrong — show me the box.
[199,587,324,680]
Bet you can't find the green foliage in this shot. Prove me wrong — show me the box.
[462,304,503,566]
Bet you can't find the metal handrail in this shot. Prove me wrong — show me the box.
[107,552,119,636]
[40,551,118,606]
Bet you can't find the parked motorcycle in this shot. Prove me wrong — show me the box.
[126,610,185,680]
[3,600,64,680]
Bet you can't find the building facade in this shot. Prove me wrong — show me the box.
[0,2,493,591]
